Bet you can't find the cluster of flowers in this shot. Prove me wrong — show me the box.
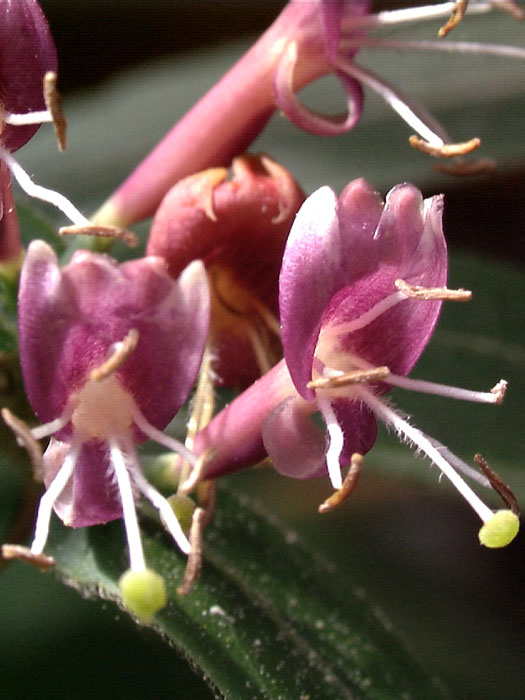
[1,0,522,619]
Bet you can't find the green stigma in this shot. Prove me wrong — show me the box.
[119,568,168,620]
[478,510,520,548]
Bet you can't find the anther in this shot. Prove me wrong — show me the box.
[438,0,468,37]
[59,224,139,248]
[490,379,508,405]
[1,408,43,479]
[409,135,480,158]
[474,453,520,515]
[90,329,139,381]
[1,544,55,571]
[395,279,472,301]
[318,453,363,514]
[177,507,206,595]
[308,366,390,390]
[43,72,67,151]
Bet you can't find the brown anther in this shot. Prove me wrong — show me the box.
[43,72,67,151]
[474,453,520,515]
[1,544,55,571]
[438,0,468,37]
[308,366,390,391]
[177,507,206,595]
[90,328,139,381]
[434,159,496,176]
[1,408,43,480]
[318,453,363,514]
[395,279,472,302]
[409,135,480,158]
[493,1,525,21]
[59,224,139,248]
[179,447,216,495]
[490,379,508,405]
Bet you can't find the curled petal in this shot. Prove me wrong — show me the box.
[262,396,328,479]
[273,41,363,136]
[0,0,57,151]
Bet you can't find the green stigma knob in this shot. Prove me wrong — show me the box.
[119,568,168,620]
[166,493,196,534]
[478,510,520,548]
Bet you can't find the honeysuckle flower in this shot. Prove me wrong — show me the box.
[94,0,525,228]
[2,240,210,611]
[147,153,304,388]
[191,179,519,547]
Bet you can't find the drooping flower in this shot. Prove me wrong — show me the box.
[192,179,519,547]
[147,153,304,387]
[2,240,210,614]
[94,0,525,228]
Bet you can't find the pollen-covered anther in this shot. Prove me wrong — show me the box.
[59,224,139,248]
[90,329,139,381]
[177,506,206,596]
[490,379,508,405]
[438,0,468,37]
[308,366,390,391]
[474,453,519,515]
[1,408,43,479]
[395,278,472,301]
[318,453,363,514]
[43,72,67,151]
[1,544,55,571]
[409,135,481,158]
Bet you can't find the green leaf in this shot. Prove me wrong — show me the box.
[44,484,448,700]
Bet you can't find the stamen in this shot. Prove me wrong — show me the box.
[359,387,495,523]
[244,319,274,376]
[395,278,472,301]
[385,373,506,404]
[30,413,71,440]
[427,437,490,486]
[109,438,146,571]
[409,135,481,159]
[434,159,496,175]
[177,507,206,595]
[335,59,448,146]
[125,449,190,555]
[131,404,199,469]
[0,147,91,226]
[196,479,217,528]
[179,447,216,495]
[438,0,469,37]
[90,329,139,381]
[308,366,390,390]
[317,396,344,489]
[31,441,80,555]
[323,291,407,337]
[338,38,525,61]
[1,544,55,571]
[474,453,520,515]
[318,453,363,514]
[59,224,139,248]
[495,1,525,21]
[2,408,43,479]
[249,295,281,338]
[346,2,498,30]
[43,72,67,151]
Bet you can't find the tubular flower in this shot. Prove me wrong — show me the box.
[94,0,525,228]
[194,179,518,547]
[3,240,210,609]
[147,153,304,387]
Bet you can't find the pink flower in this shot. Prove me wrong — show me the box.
[193,179,518,546]
[13,240,209,573]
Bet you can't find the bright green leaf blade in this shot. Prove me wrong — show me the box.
[44,484,448,700]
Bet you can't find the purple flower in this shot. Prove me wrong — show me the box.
[193,179,518,546]
[13,240,210,574]
[94,1,525,228]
